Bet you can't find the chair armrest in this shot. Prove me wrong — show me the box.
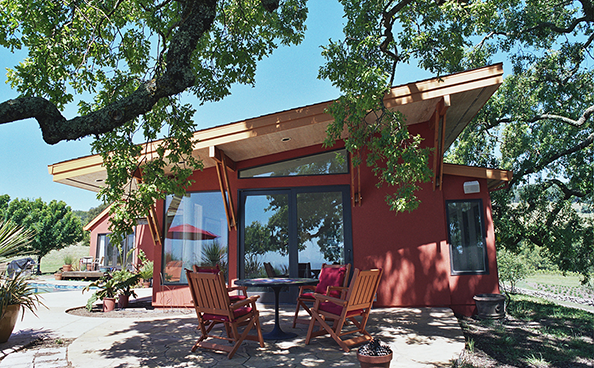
[326,285,348,298]
[298,285,316,296]
[230,295,260,310]
[312,292,347,306]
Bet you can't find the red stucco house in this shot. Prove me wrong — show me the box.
[49,64,511,316]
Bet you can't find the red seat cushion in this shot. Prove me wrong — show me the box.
[319,302,363,318]
[299,292,315,300]
[315,266,347,297]
[229,294,247,302]
[203,306,252,322]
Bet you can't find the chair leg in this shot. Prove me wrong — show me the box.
[228,318,257,359]
[292,300,313,328]
[254,312,265,347]
[292,301,301,328]
[306,312,350,352]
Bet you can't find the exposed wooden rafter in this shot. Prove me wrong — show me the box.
[133,171,162,248]
[210,146,237,231]
[350,152,362,207]
[432,95,450,190]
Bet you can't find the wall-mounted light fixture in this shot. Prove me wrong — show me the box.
[463,180,480,194]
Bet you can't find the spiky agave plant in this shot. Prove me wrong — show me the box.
[0,220,34,261]
[0,221,44,320]
[0,272,44,319]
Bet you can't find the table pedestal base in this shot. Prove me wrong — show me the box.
[263,328,297,340]
[263,285,297,340]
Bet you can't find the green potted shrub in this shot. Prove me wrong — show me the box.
[62,255,74,272]
[138,261,153,288]
[0,272,45,342]
[83,274,119,312]
[0,221,44,342]
[137,250,153,287]
[112,270,140,308]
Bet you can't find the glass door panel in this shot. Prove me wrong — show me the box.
[297,191,344,278]
[243,193,290,279]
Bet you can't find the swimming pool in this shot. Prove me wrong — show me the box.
[28,283,94,294]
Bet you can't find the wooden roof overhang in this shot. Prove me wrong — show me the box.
[442,163,513,192]
[48,63,504,192]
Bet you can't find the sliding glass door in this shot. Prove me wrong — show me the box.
[239,186,352,301]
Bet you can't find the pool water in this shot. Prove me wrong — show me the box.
[28,283,92,294]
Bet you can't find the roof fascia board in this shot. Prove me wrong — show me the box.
[442,163,512,182]
[83,204,112,232]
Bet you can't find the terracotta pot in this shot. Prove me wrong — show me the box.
[357,352,393,368]
[142,280,151,288]
[103,297,116,312]
[54,273,63,280]
[0,304,21,343]
[118,294,129,309]
[62,264,72,272]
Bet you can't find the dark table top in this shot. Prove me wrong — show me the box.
[235,277,318,288]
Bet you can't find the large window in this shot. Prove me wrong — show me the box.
[239,149,348,178]
[162,192,228,284]
[446,200,488,275]
[96,232,134,270]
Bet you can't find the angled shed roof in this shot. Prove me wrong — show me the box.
[48,63,504,191]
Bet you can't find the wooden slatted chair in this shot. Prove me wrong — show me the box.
[186,269,265,359]
[263,262,288,277]
[292,263,351,327]
[304,268,383,352]
[192,264,248,302]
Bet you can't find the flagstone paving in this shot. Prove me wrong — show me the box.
[1,284,464,367]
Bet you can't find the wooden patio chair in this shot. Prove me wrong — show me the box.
[192,264,248,302]
[292,263,351,327]
[186,269,265,359]
[304,268,383,352]
[263,262,288,277]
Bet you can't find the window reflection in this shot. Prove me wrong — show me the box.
[446,200,487,274]
[239,149,348,178]
[163,192,228,284]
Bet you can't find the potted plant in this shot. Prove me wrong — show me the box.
[357,338,393,368]
[111,270,140,308]
[138,261,153,288]
[83,274,119,312]
[62,255,74,272]
[54,272,62,280]
[0,272,45,342]
[136,250,153,288]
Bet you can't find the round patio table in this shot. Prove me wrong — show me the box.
[235,277,318,340]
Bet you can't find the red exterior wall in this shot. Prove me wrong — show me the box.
[86,211,152,271]
[146,122,501,316]
[442,175,501,315]
[87,211,110,261]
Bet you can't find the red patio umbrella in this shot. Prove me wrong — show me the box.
[166,224,219,240]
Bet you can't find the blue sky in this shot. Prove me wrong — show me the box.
[0,1,432,211]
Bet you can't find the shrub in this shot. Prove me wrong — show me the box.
[497,248,530,293]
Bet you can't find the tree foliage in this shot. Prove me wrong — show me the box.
[0,195,83,273]
[0,1,592,279]
[393,0,594,281]
[0,0,308,242]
